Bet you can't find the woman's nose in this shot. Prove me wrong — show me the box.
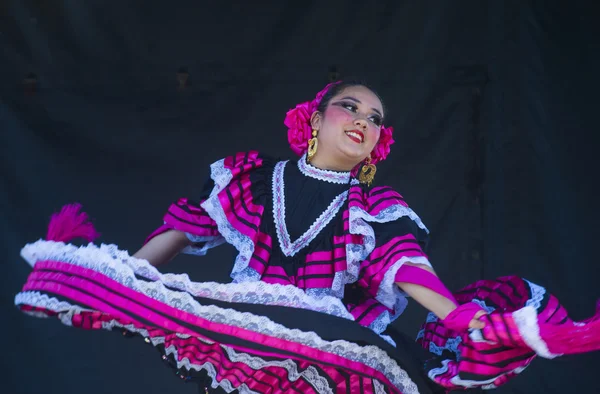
[354,118,368,129]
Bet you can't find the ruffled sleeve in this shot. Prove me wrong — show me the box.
[344,185,431,333]
[145,151,274,279]
[417,276,600,391]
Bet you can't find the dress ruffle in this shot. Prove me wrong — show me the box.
[417,276,600,391]
[14,172,600,393]
[146,151,432,334]
[16,240,434,394]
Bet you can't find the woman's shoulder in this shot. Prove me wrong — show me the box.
[348,184,429,234]
[212,150,276,169]
[204,150,285,180]
[349,184,409,213]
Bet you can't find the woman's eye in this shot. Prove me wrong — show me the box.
[342,102,358,112]
[336,101,382,125]
[369,116,383,126]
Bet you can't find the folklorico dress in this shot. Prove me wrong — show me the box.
[15,151,600,393]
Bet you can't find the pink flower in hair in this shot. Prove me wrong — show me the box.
[370,125,395,165]
[285,102,313,156]
[285,82,340,156]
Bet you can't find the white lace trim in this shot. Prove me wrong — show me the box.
[368,312,394,335]
[430,359,508,389]
[273,160,349,257]
[427,359,450,380]
[428,336,462,356]
[349,204,429,234]
[297,153,351,184]
[19,240,354,320]
[335,205,429,299]
[417,313,463,356]
[115,321,332,393]
[377,256,431,310]
[524,279,546,310]
[208,158,234,197]
[16,290,419,394]
[198,159,260,282]
[470,298,497,313]
[513,306,560,359]
[222,346,333,393]
[373,380,387,394]
[201,195,258,281]
[182,233,226,256]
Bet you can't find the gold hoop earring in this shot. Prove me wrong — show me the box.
[358,156,377,186]
[307,129,318,162]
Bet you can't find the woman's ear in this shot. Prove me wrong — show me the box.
[310,111,321,131]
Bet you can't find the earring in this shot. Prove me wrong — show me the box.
[307,129,318,162]
[358,156,377,186]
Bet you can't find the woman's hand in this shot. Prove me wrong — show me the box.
[469,310,487,329]
[395,262,488,332]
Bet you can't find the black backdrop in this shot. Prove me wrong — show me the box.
[2,1,599,393]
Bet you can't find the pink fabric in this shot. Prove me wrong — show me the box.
[223,151,264,176]
[19,259,402,393]
[145,197,221,245]
[394,264,458,304]
[246,231,273,276]
[358,234,427,297]
[538,298,600,355]
[347,298,391,327]
[218,176,264,237]
[441,302,485,332]
[46,203,100,243]
[141,151,430,334]
[348,186,409,216]
[417,276,600,391]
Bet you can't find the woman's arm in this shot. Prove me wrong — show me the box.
[396,262,485,329]
[133,229,191,267]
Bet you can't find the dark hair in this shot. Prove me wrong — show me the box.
[316,80,386,119]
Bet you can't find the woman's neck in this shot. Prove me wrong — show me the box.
[308,154,355,173]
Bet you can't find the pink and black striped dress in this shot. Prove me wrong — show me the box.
[15,151,600,393]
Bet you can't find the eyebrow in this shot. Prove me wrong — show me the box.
[338,96,383,117]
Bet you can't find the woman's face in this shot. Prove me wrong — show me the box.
[311,85,383,170]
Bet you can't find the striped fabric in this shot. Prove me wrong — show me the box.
[143,151,431,334]
[16,252,418,394]
[417,276,600,390]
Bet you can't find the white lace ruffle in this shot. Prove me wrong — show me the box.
[430,360,508,390]
[428,336,463,356]
[16,290,419,394]
[349,204,429,234]
[19,240,354,320]
[377,256,431,309]
[208,158,234,198]
[182,233,226,256]
[373,379,387,394]
[524,279,546,310]
[334,205,430,299]
[470,298,497,313]
[272,160,349,257]
[297,153,351,184]
[199,158,260,281]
